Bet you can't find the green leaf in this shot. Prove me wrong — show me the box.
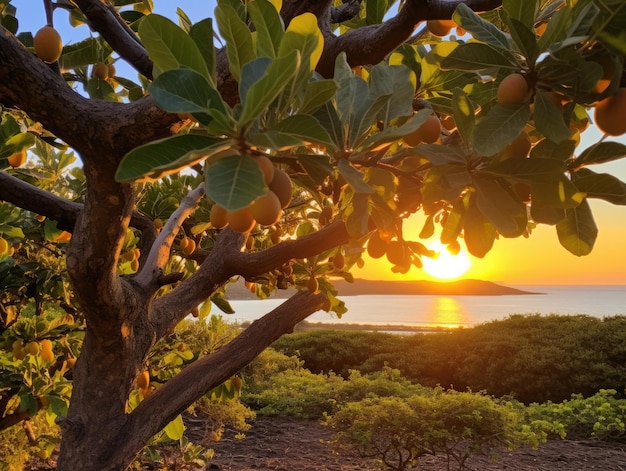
[313,101,344,150]
[472,174,527,236]
[248,0,285,59]
[86,78,118,102]
[453,3,511,50]
[451,88,475,150]
[139,14,210,79]
[338,160,375,194]
[0,225,25,238]
[369,63,415,123]
[345,193,370,238]
[531,173,585,209]
[574,169,626,205]
[440,199,465,244]
[502,0,537,28]
[164,414,185,440]
[214,3,255,82]
[58,37,111,70]
[189,19,217,86]
[463,196,496,258]
[204,154,268,211]
[238,51,299,128]
[533,92,571,144]
[530,138,576,161]
[0,132,35,160]
[211,293,235,314]
[556,200,597,256]
[148,68,226,116]
[296,153,334,184]
[116,135,226,182]
[577,141,626,166]
[473,104,532,156]
[239,57,271,105]
[415,143,467,166]
[440,43,518,72]
[507,18,540,64]
[298,79,338,115]
[366,0,387,25]
[357,108,431,154]
[252,114,334,150]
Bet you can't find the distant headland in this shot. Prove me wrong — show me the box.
[226,278,541,300]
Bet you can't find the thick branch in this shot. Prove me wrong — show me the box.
[0,172,81,230]
[0,26,178,159]
[118,290,326,468]
[316,0,503,76]
[74,0,153,79]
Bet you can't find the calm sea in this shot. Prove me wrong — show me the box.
[222,285,626,328]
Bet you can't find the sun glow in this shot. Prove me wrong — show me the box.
[422,242,472,280]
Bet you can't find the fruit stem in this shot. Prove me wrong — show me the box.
[43,0,54,26]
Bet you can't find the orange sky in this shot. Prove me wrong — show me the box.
[356,128,626,286]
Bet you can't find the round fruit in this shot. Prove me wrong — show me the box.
[269,168,293,208]
[153,218,164,230]
[0,237,8,255]
[182,238,196,256]
[333,252,345,270]
[34,26,63,63]
[427,19,455,37]
[107,63,116,78]
[7,150,26,168]
[505,131,531,159]
[137,370,150,390]
[130,259,140,272]
[367,231,388,259]
[254,156,275,185]
[497,73,529,104]
[92,62,109,79]
[594,88,626,136]
[40,339,54,362]
[249,191,282,226]
[226,208,256,233]
[25,341,40,356]
[232,376,243,392]
[385,241,405,265]
[403,115,441,146]
[210,204,229,228]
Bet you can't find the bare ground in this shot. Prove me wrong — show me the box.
[201,416,626,471]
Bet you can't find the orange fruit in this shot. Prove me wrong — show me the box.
[34,26,63,63]
[92,62,109,79]
[269,168,293,208]
[226,208,256,233]
[427,19,454,37]
[7,150,26,168]
[210,204,229,228]
[254,156,275,185]
[594,88,626,136]
[497,73,529,104]
[505,132,531,159]
[249,191,282,226]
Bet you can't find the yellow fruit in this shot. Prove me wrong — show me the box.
[535,22,547,36]
[254,156,275,185]
[446,239,461,256]
[505,131,531,159]
[0,237,8,255]
[130,259,140,272]
[153,218,164,230]
[594,88,626,136]
[107,63,116,78]
[137,370,150,390]
[249,191,282,226]
[269,168,293,208]
[7,150,26,168]
[385,241,405,265]
[226,208,256,233]
[210,204,229,228]
[25,341,40,356]
[232,376,243,392]
[441,115,456,131]
[182,238,196,256]
[121,250,135,263]
[66,356,76,368]
[191,307,200,318]
[497,73,529,104]
[179,236,190,251]
[427,19,454,37]
[40,339,54,362]
[367,231,388,259]
[307,276,319,293]
[34,26,63,63]
[404,115,441,146]
[92,61,109,79]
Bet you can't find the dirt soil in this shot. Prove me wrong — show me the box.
[202,415,626,471]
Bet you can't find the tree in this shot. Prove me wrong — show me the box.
[0,0,625,469]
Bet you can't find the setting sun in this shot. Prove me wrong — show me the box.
[422,242,472,280]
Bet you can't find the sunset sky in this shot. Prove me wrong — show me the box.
[13,1,626,286]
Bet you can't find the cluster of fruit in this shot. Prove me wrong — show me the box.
[11,338,54,362]
[209,156,293,233]
[120,248,141,272]
[91,61,117,81]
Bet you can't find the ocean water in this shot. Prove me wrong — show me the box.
[222,285,626,328]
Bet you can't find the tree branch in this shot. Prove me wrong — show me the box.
[316,0,503,76]
[134,185,205,290]
[74,0,153,79]
[119,290,327,468]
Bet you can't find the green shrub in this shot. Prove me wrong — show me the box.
[327,389,544,471]
[525,389,626,441]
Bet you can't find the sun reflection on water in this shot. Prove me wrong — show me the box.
[426,297,472,328]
